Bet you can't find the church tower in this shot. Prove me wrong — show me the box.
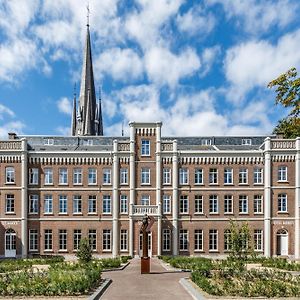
[71,23,103,136]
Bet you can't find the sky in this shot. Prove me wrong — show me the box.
[0,0,300,138]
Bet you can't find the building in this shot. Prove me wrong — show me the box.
[0,24,299,259]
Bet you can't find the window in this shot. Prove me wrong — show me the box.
[59,168,68,185]
[120,195,128,213]
[141,195,150,206]
[5,194,14,213]
[83,139,93,146]
[278,166,287,181]
[163,195,171,214]
[88,168,97,185]
[73,229,82,250]
[103,195,111,213]
[44,195,53,214]
[224,229,231,251]
[195,195,203,214]
[254,229,263,251]
[44,168,53,185]
[239,168,248,184]
[278,194,287,212]
[29,229,38,251]
[59,195,68,214]
[163,229,171,251]
[209,229,218,251]
[179,168,188,185]
[44,138,54,145]
[44,229,52,250]
[59,229,67,251]
[242,138,252,145]
[179,229,188,251]
[29,168,38,185]
[73,195,82,214]
[224,195,233,214]
[73,168,82,185]
[141,168,150,184]
[201,139,211,145]
[5,167,15,184]
[88,195,97,214]
[180,195,188,214]
[163,168,171,185]
[224,168,233,184]
[120,168,128,185]
[209,168,218,184]
[209,195,218,214]
[194,168,203,184]
[194,229,203,251]
[29,195,39,214]
[103,229,111,251]
[103,168,111,185]
[141,140,150,156]
[89,229,97,250]
[239,195,248,214]
[120,229,128,251]
[254,168,263,184]
[254,195,263,214]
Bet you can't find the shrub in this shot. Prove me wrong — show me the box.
[76,238,93,263]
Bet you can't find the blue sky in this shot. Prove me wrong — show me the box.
[0,0,300,138]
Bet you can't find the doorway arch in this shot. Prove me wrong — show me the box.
[276,229,288,256]
[5,229,16,258]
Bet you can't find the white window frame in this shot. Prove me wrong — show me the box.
[239,168,248,184]
[120,229,128,251]
[163,168,171,185]
[59,195,68,214]
[29,168,39,185]
[29,194,39,214]
[194,229,203,251]
[103,229,111,251]
[278,193,288,212]
[89,229,97,251]
[209,168,218,184]
[73,195,82,214]
[278,166,288,182]
[44,168,53,185]
[141,195,150,206]
[44,229,52,251]
[254,195,263,214]
[103,168,111,185]
[29,229,38,251]
[163,195,171,214]
[209,229,218,251]
[242,138,252,145]
[88,195,97,214]
[209,195,218,214]
[103,195,111,214]
[194,195,203,214]
[73,229,82,250]
[180,195,189,214]
[59,229,67,251]
[120,168,128,185]
[179,168,189,185]
[239,195,248,214]
[44,194,53,214]
[120,195,128,214]
[73,168,82,185]
[59,168,68,185]
[254,167,263,184]
[179,229,188,251]
[194,168,203,185]
[5,194,15,213]
[141,167,151,185]
[88,168,97,185]
[141,140,150,156]
[224,195,233,214]
[224,168,233,184]
[163,229,171,251]
[254,229,263,251]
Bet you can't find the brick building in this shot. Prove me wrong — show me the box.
[0,25,299,259]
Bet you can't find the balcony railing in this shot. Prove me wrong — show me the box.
[133,205,158,216]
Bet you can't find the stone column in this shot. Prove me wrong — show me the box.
[21,139,28,258]
[112,140,119,257]
[264,137,271,257]
[295,138,300,259]
[172,140,178,256]
[156,123,162,256]
[129,123,135,257]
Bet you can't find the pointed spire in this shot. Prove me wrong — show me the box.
[71,83,77,136]
[97,86,103,136]
[84,88,93,135]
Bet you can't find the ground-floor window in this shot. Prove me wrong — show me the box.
[89,229,97,250]
[194,229,203,251]
[254,229,263,251]
[44,229,52,251]
[209,229,218,251]
[163,229,171,251]
[120,229,128,251]
[103,229,111,251]
[224,229,231,251]
[59,229,67,251]
[73,229,82,250]
[179,229,188,251]
[29,229,38,251]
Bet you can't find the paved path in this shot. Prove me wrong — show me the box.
[101,258,192,300]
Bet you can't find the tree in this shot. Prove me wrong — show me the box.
[268,67,300,138]
[76,237,93,263]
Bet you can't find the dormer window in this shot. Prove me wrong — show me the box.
[44,138,54,145]
[201,139,211,145]
[242,138,252,145]
[83,139,93,146]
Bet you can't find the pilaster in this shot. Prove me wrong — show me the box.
[172,140,178,256]
[295,138,300,259]
[129,123,135,257]
[156,123,162,256]
[112,140,119,257]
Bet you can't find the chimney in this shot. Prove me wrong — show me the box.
[8,133,17,140]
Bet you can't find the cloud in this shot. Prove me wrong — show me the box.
[57,97,72,115]
[200,46,221,77]
[0,121,26,139]
[56,126,71,136]
[0,104,15,119]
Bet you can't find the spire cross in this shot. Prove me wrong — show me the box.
[86,2,90,27]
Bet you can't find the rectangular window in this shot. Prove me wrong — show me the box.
[44,168,53,185]
[194,229,203,251]
[29,168,38,185]
[103,168,111,185]
[120,168,128,185]
[141,195,150,206]
[224,230,231,251]
[254,229,263,251]
[29,229,38,251]
[180,195,188,214]
[239,195,248,214]
[44,194,53,214]
[44,138,54,145]
[44,229,52,251]
[141,167,150,184]
[163,229,171,251]
[89,229,97,251]
[29,194,39,214]
[242,138,252,145]
[254,168,263,184]
[278,166,287,181]
[103,229,111,251]
[59,195,68,214]
[120,229,128,251]
[5,194,15,213]
[73,195,82,214]
[224,195,233,214]
[209,168,218,184]
[5,167,15,183]
[179,168,188,185]
[73,168,82,185]
[278,194,287,212]
[88,168,97,185]
[239,168,248,184]
[103,195,111,213]
[163,168,171,185]
[120,195,128,213]
[141,140,150,156]
[73,229,82,250]
[209,229,218,251]
[88,195,97,214]
[201,139,211,145]
[59,168,68,185]
[59,229,67,251]
[179,229,188,251]
[224,168,233,184]
[209,195,218,214]
[195,195,203,214]
[194,168,203,184]
[163,195,171,214]
[254,195,263,214]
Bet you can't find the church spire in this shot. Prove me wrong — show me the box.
[71,83,77,136]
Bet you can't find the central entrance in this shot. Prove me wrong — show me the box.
[139,232,152,257]
[276,229,288,256]
[5,229,16,258]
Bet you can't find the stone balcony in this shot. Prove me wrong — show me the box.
[133,205,158,216]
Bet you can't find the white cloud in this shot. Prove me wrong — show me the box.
[56,126,71,136]
[200,46,221,77]
[0,121,26,139]
[0,104,15,119]
[57,97,72,115]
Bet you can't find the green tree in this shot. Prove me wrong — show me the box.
[268,67,300,138]
[76,237,93,263]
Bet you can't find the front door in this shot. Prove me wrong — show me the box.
[139,233,152,257]
[5,229,16,258]
[280,235,288,256]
